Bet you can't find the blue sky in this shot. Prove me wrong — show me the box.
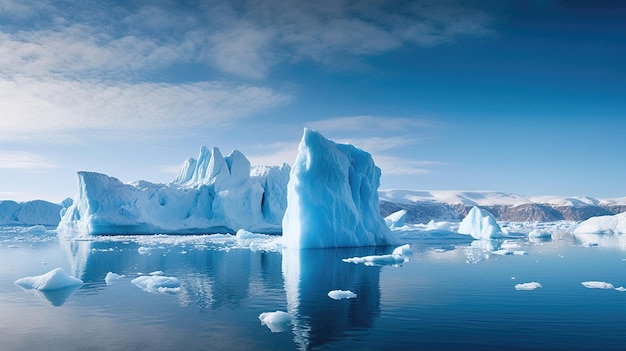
[0,0,624,202]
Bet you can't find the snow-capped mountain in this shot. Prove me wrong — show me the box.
[378,190,626,223]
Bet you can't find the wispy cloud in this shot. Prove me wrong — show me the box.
[0,78,291,143]
[0,151,59,169]
[373,155,447,175]
[307,116,436,132]
[0,0,492,144]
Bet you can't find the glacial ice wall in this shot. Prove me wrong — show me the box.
[57,147,290,237]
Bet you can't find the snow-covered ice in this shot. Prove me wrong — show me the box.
[581,281,615,289]
[14,267,83,291]
[105,272,124,285]
[259,311,292,332]
[515,282,542,290]
[328,290,357,300]
[458,206,503,240]
[282,128,398,248]
[342,244,411,266]
[131,275,181,294]
[0,200,62,226]
[57,146,290,237]
[574,212,626,235]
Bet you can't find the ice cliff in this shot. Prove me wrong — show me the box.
[57,147,290,236]
[282,128,397,248]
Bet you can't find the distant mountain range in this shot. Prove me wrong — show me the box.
[378,190,626,223]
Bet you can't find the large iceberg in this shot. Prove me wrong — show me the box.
[0,200,63,226]
[458,206,503,240]
[574,212,626,235]
[57,146,290,236]
[282,128,397,248]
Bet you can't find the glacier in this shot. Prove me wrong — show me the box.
[281,128,398,248]
[0,199,64,226]
[457,206,503,240]
[57,146,290,236]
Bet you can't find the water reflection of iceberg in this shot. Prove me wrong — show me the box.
[23,285,81,306]
[573,233,626,251]
[60,236,284,309]
[282,247,384,350]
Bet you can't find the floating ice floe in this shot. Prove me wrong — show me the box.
[492,249,528,256]
[14,267,83,291]
[581,281,614,289]
[235,229,282,252]
[528,229,552,239]
[24,225,47,234]
[328,290,357,300]
[132,275,181,294]
[342,244,412,267]
[137,247,151,255]
[259,311,292,332]
[458,207,504,240]
[515,282,542,290]
[105,272,124,285]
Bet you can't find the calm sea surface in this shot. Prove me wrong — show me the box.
[1,225,626,350]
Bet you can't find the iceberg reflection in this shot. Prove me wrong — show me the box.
[282,247,385,350]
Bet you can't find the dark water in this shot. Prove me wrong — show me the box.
[1,226,626,350]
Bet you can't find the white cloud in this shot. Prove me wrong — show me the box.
[0,0,495,80]
[0,77,291,143]
[0,151,59,169]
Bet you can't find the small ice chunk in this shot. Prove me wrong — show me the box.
[615,286,626,292]
[15,267,83,291]
[138,247,150,254]
[515,282,542,290]
[105,272,124,285]
[328,290,357,300]
[131,275,181,294]
[259,311,292,333]
[581,281,614,289]
[385,210,407,228]
[342,244,411,267]
[149,270,164,276]
[528,229,551,238]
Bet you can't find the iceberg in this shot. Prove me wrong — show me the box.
[282,128,398,248]
[574,212,626,235]
[0,200,63,226]
[57,146,290,237]
[458,206,503,240]
[14,267,83,291]
[258,311,292,332]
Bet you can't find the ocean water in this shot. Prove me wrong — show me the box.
[1,225,626,350]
